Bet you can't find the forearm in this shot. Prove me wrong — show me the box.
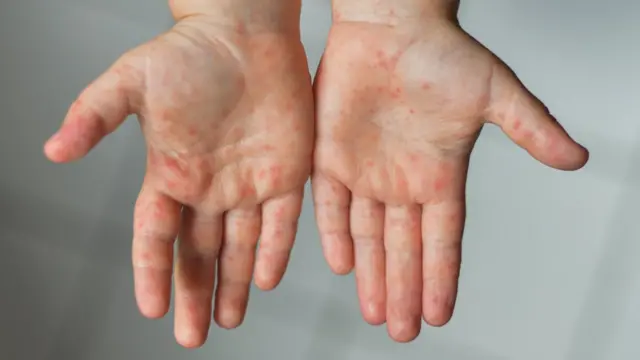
[170,0,302,32]
[332,0,459,24]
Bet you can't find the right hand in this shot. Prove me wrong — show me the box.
[313,4,588,342]
[44,6,314,348]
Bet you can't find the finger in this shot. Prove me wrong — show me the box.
[44,57,141,163]
[384,205,422,343]
[421,201,465,327]
[214,206,261,329]
[174,208,223,348]
[255,189,303,291]
[485,63,589,171]
[132,185,181,319]
[312,172,354,275]
[350,196,386,325]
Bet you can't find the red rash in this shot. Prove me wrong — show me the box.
[239,184,256,197]
[268,165,282,187]
[433,176,446,192]
[394,164,409,194]
[166,180,177,190]
[513,118,522,131]
[274,206,285,221]
[69,99,84,115]
[162,156,189,179]
[235,23,247,34]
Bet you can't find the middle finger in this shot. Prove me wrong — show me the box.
[384,204,422,342]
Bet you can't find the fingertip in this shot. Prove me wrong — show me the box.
[533,131,590,171]
[254,274,279,292]
[43,133,67,163]
[423,304,454,327]
[137,302,169,320]
[554,141,589,171]
[322,235,354,275]
[387,319,421,343]
[254,261,287,291]
[361,301,386,326]
[174,327,207,349]
[214,307,245,330]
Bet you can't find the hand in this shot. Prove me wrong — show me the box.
[312,15,588,342]
[44,9,313,347]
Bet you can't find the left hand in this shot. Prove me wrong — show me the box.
[44,7,313,347]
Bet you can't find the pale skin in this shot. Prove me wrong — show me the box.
[43,0,589,348]
[313,0,589,342]
[45,0,313,348]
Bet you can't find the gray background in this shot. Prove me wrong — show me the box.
[0,0,638,359]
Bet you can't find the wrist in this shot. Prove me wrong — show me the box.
[332,0,459,25]
[170,0,302,33]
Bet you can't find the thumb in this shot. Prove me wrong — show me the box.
[484,62,589,171]
[44,56,142,163]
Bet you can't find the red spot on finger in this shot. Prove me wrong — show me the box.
[421,82,431,90]
[513,118,522,131]
[433,177,446,192]
[69,99,84,115]
[274,206,285,221]
[153,199,168,218]
[162,156,189,178]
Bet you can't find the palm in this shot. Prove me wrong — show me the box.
[313,20,588,342]
[45,17,314,348]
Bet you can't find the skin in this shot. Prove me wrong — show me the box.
[44,0,313,348]
[313,0,589,342]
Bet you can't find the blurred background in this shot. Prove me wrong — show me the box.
[0,0,638,359]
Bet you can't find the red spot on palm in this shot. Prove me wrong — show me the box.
[268,165,283,187]
[433,176,446,192]
[394,164,409,194]
[421,82,431,90]
[239,184,256,197]
[235,23,247,34]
